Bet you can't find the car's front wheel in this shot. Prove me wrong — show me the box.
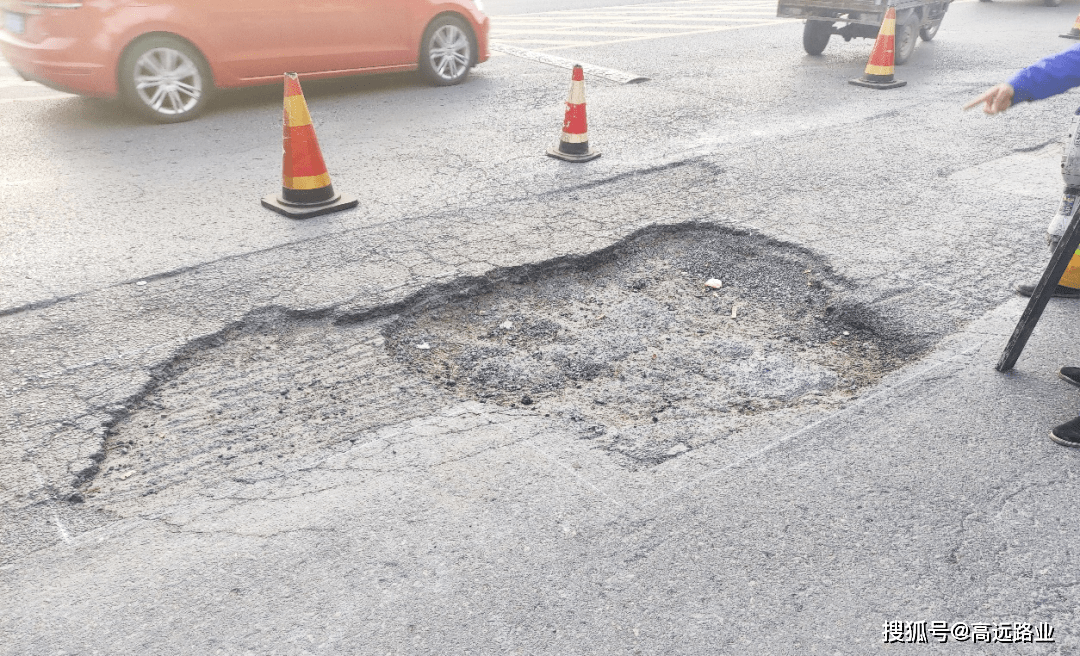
[419,16,475,86]
[118,35,212,123]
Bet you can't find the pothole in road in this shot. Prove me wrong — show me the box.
[82,224,928,508]
[386,226,926,467]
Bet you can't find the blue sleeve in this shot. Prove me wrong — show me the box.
[1009,44,1080,103]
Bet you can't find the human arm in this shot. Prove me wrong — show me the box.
[1008,43,1080,103]
[965,44,1080,114]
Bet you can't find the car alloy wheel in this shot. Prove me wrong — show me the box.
[421,17,474,86]
[119,35,212,123]
[134,47,203,116]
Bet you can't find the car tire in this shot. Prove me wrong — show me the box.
[118,35,212,124]
[803,20,832,56]
[894,14,919,66]
[419,15,475,86]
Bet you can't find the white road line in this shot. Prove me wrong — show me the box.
[491,43,649,84]
[0,79,45,88]
[496,21,796,53]
[497,19,783,35]
[497,11,777,20]
[0,94,73,104]
[491,0,795,51]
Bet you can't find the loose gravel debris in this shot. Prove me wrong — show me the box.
[387,227,925,466]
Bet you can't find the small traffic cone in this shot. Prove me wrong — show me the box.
[1061,12,1080,40]
[547,65,600,163]
[849,7,907,90]
[262,72,358,219]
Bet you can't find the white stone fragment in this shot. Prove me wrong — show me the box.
[415,342,431,350]
[705,278,722,289]
[500,321,513,330]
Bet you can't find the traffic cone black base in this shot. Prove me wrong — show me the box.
[849,77,907,90]
[261,193,359,219]
[546,146,601,163]
[1062,12,1080,39]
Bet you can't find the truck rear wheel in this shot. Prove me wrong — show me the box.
[803,21,832,56]
[894,15,919,65]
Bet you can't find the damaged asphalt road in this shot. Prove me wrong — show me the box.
[5,142,1080,652]
[5,5,1080,653]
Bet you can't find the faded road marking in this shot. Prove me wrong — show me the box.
[491,0,796,52]
[491,43,649,84]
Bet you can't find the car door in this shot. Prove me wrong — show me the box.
[297,0,414,72]
[204,0,303,81]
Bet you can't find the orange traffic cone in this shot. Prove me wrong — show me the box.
[1061,246,1080,288]
[547,65,600,162]
[849,7,907,90]
[262,72,358,219]
[1061,12,1080,40]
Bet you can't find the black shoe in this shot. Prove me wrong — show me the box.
[1050,416,1080,447]
[1014,283,1080,299]
[1060,367,1080,388]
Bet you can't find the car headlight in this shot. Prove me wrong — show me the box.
[472,0,485,11]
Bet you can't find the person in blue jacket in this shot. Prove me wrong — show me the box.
[967,45,1080,447]
[968,44,1080,300]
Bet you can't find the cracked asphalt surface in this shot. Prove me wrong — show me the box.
[4,1,1080,653]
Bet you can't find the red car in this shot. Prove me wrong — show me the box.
[0,0,489,122]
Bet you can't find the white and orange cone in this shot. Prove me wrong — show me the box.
[262,72,358,219]
[547,65,600,163]
[849,7,907,90]
[1061,12,1080,40]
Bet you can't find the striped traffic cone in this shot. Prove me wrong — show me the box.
[262,73,358,219]
[1061,12,1080,40]
[547,65,600,163]
[849,7,907,90]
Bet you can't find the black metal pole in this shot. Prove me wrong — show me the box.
[997,206,1080,372]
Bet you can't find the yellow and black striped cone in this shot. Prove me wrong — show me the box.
[262,73,358,219]
[849,7,907,90]
[1062,12,1080,40]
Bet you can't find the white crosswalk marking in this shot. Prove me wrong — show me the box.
[491,0,796,51]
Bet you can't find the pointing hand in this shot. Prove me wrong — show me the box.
[964,83,1015,115]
